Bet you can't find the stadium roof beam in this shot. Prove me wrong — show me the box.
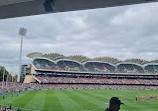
[0,0,158,19]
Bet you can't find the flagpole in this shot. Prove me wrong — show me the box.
[12,76,13,83]
[6,75,8,88]
[11,71,13,83]
[2,68,5,90]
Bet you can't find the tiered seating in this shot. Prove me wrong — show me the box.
[33,58,58,70]
[144,65,158,74]
[1,81,158,91]
[117,63,144,73]
[57,60,85,71]
[31,57,158,74]
[133,64,144,73]
[35,76,158,85]
[84,62,115,73]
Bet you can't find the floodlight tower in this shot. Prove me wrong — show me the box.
[17,27,27,82]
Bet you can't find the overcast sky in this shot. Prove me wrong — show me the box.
[1,3,158,74]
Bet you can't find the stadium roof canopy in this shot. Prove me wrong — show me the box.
[56,59,83,65]
[124,58,149,65]
[0,0,158,19]
[27,52,43,58]
[150,59,158,63]
[27,52,158,65]
[42,53,64,60]
[116,62,143,67]
[143,63,158,67]
[83,61,115,67]
[64,55,91,63]
[92,57,121,64]
[33,57,56,63]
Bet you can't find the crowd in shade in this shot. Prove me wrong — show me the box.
[33,58,158,74]
[117,64,145,73]
[33,59,148,73]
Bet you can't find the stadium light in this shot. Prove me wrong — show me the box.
[17,27,27,82]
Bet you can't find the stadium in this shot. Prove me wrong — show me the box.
[1,0,158,111]
[1,52,158,110]
[24,52,158,90]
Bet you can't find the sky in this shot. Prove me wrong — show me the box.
[1,2,158,75]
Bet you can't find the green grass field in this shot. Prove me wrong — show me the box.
[0,89,158,111]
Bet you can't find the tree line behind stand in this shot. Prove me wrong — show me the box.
[0,66,17,82]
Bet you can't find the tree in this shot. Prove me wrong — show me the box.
[0,66,9,81]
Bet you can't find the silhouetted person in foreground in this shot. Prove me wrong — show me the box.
[105,97,124,111]
[17,108,21,111]
[9,104,12,110]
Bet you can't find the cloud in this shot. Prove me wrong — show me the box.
[1,3,158,74]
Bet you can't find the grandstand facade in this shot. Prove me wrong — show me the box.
[23,52,158,90]
[26,52,158,74]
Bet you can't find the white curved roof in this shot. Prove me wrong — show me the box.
[27,52,43,58]
[33,57,56,64]
[83,61,115,67]
[92,57,120,64]
[116,62,143,67]
[143,63,158,67]
[124,58,149,65]
[56,59,83,65]
[64,55,90,63]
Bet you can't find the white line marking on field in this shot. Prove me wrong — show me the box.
[87,103,108,111]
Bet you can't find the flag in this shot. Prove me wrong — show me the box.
[11,71,13,76]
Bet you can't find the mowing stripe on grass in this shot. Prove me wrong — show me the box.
[64,89,99,110]
[43,90,64,111]
[77,89,110,102]
[70,89,105,111]
[55,90,83,111]
[11,91,38,109]
[1,89,158,111]
[74,90,106,106]
[0,92,26,105]
[24,90,46,111]
[87,105,106,111]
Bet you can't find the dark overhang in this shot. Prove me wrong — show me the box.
[0,0,158,19]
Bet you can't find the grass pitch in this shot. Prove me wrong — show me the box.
[0,89,158,111]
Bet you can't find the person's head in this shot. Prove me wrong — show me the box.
[109,97,124,111]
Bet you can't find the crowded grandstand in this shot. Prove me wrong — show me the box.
[12,52,157,90]
[1,52,158,110]
[27,52,158,74]
[2,52,158,93]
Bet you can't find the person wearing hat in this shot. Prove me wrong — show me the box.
[105,97,124,111]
